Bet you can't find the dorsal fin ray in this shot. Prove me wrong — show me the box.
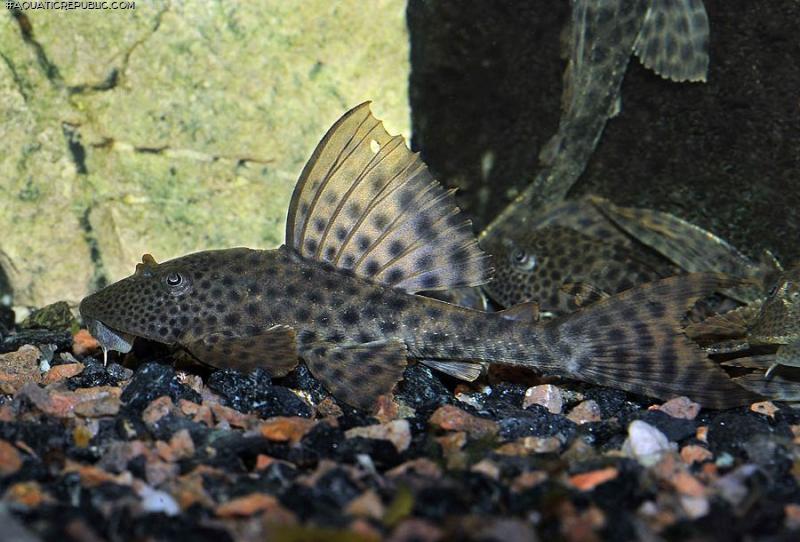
[286,102,491,293]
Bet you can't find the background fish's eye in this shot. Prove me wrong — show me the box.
[510,249,536,271]
[166,272,183,287]
[768,285,778,297]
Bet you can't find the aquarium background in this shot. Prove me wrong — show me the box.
[1,0,409,307]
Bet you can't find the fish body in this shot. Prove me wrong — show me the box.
[591,197,780,304]
[749,265,800,351]
[483,225,670,314]
[80,104,756,409]
[686,265,800,400]
[476,1,711,312]
[482,0,709,244]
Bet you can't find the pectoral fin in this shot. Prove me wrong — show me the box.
[498,302,540,323]
[685,303,761,342]
[420,360,483,381]
[184,325,299,377]
[301,339,408,410]
[732,370,800,402]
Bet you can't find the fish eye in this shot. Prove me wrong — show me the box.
[767,285,778,297]
[510,248,536,271]
[166,272,183,287]
[163,271,192,296]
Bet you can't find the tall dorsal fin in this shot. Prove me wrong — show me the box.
[285,102,491,293]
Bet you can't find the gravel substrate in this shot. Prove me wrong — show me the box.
[1,312,799,541]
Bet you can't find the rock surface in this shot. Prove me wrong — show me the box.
[1,0,410,306]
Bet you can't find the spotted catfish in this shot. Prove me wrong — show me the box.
[482,193,778,314]
[483,224,672,315]
[79,104,757,409]
[686,265,800,400]
[591,197,781,304]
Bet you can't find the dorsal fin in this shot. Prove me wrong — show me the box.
[590,196,764,303]
[634,0,709,83]
[285,102,491,293]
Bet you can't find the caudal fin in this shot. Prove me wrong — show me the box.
[547,273,761,408]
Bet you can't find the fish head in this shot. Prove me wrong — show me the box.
[482,227,575,309]
[79,249,258,350]
[749,265,800,345]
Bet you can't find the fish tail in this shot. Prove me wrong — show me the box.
[542,273,760,408]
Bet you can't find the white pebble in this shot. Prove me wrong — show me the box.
[622,420,675,466]
[138,486,180,516]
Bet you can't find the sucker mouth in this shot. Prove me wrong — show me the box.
[83,317,135,355]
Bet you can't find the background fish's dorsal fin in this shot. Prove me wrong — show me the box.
[589,196,764,303]
[286,102,491,293]
[634,0,709,83]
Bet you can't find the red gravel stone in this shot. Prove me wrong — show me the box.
[429,405,498,438]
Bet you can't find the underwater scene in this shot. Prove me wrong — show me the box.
[1,1,799,540]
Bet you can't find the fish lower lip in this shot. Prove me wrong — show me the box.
[84,318,135,354]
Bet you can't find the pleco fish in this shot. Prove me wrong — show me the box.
[687,265,800,400]
[484,225,670,315]
[590,197,781,304]
[748,265,800,367]
[482,0,709,248]
[80,104,757,409]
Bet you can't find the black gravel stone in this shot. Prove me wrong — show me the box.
[0,420,67,458]
[578,419,625,449]
[207,368,312,418]
[146,414,209,444]
[335,437,404,470]
[413,483,475,520]
[315,468,362,507]
[461,471,509,515]
[481,382,528,411]
[280,484,351,527]
[113,508,234,542]
[396,364,452,413]
[495,405,577,441]
[66,359,121,389]
[275,363,328,404]
[0,328,72,353]
[114,408,150,441]
[298,422,345,461]
[200,432,289,472]
[256,462,299,494]
[120,362,201,412]
[583,387,632,418]
[707,411,793,459]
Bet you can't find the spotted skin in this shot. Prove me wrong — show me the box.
[591,196,780,303]
[482,225,671,314]
[687,265,800,400]
[634,0,709,82]
[80,104,758,409]
[749,265,800,353]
